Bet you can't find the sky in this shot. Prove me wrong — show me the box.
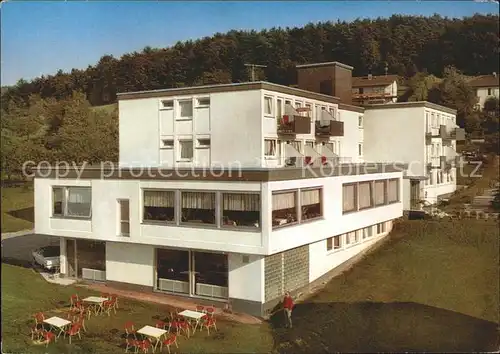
[1,1,499,86]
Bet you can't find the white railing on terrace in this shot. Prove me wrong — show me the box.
[158,278,189,294]
[82,268,106,282]
[195,283,228,299]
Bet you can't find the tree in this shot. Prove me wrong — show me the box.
[399,72,441,102]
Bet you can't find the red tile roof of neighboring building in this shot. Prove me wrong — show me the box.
[468,74,499,88]
[352,75,398,88]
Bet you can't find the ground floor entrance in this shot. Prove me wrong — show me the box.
[64,238,106,281]
[410,179,422,210]
[155,248,228,299]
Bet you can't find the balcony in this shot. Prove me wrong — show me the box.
[277,115,311,135]
[442,127,466,142]
[315,120,344,137]
[315,109,344,137]
[427,157,441,169]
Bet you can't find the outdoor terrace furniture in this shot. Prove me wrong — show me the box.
[42,330,56,347]
[178,309,206,334]
[70,294,79,310]
[30,326,44,341]
[155,320,169,330]
[124,321,137,339]
[137,339,152,354]
[125,338,140,353]
[137,325,166,352]
[195,305,205,313]
[201,318,217,335]
[102,299,117,316]
[161,334,178,354]
[64,323,82,344]
[82,296,108,315]
[34,312,45,326]
[43,316,71,339]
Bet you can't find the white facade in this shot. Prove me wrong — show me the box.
[34,81,406,316]
[475,86,499,110]
[119,83,365,169]
[363,102,459,209]
[352,80,398,104]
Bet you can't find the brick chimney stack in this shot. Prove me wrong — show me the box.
[296,62,354,104]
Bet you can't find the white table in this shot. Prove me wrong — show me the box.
[178,310,206,333]
[137,325,167,351]
[43,316,71,338]
[82,296,108,314]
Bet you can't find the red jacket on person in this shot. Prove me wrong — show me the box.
[283,295,294,310]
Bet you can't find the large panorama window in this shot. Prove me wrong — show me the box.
[222,193,260,228]
[301,188,322,221]
[143,190,175,223]
[387,179,399,203]
[272,191,297,227]
[181,192,216,225]
[53,187,91,218]
[342,184,357,213]
[374,180,386,206]
[358,181,373,210]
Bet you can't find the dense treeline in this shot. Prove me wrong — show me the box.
[2,14,499,108]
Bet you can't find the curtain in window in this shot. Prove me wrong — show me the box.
[342,184,356,212]
[180,141,193,159]
[181,192,215,209]
[179,101,193,117]
[291,141,301,153]
[374,181,386,205]
[144,191,175,207]
[358,182,372,209]
[120,200,130,221]
[67,187,91,217]
[301,189,320,206]
[333,235,341,248]
[387,179,399,203]
[272,192,296,210]
[53,188,63,202]
[265,140,276,155]
[223,193,260,211]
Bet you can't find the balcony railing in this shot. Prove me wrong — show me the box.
[427,125,466,142]
[277,115,311,135]
[427,157,441,169]
[315,120,344,137]
[281,156,353,168]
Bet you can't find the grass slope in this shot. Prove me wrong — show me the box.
[1,183,34,233]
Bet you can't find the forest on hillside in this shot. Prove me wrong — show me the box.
[1,14,499,178]
[1,14,499,108]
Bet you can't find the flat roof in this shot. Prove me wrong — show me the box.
[363,101,457,115]
[295,62,354,71]
[352,75,399,88]
[117,81,365,113]
[32,163,406,182]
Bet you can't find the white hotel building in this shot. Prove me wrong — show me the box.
[35,62,415,316]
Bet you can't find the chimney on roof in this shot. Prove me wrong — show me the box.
[296,62,354,104]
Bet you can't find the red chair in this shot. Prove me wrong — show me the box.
[75,313,87,332]
[30,325,43,341]
[34,312,45,325]
[70,294,79,310]
[124,321,137,339]
[205,306,215,318]
[196,305,205,313]
[171,320,190,337]
[137,339,152,353]
[155,320,167,329]
[43,331,56,347]
[161,335,178,354]
[125,338,140,353]
[110,294,119,309]
[102,300,116,316]
[101,292,110,299]
[202,318,217,335]
[65,323,82,344]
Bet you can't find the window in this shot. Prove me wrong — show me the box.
[178,100,193,118]
[342,184,357,213]
[377,222,386,234]
[264,139,277,157]
[301,188,322,221]
[264,96,273,115]
[143,190,175,223]
[119,199,130,236]
[161,100,174,109]
[197,138,210,148]
[355,229,362,242]
[295,101,302,109]
[346,231,356,245]
[326,235,341,251]
[358,116,363,128]
[179,140,193,160]
[363,226,373,239]
[488,88,492,95]
[305,103,312,119]
[52,187,92,218]
[272,191,297,227]
[387,179,399,203]
[162,139,174,149]
[221,193,260,228]
[373,180,386,206]
[359,87,364,94]
[358,182,373,209]
[181,191,216,225]
[197,97,210,107]
[276,98,282,119]
[358,143,363,157]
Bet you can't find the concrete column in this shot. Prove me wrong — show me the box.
[59,237,67,275]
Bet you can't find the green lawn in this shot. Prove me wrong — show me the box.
[1,264,273,354]
[2,220,498,353]
[271,220,499,353]
[1,183,34,233]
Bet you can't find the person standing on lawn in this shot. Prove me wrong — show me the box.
[283,291,294,328]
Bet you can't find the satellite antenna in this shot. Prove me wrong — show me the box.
[244,64,267,82]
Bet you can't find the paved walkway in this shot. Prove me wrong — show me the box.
[76,282,262,325]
